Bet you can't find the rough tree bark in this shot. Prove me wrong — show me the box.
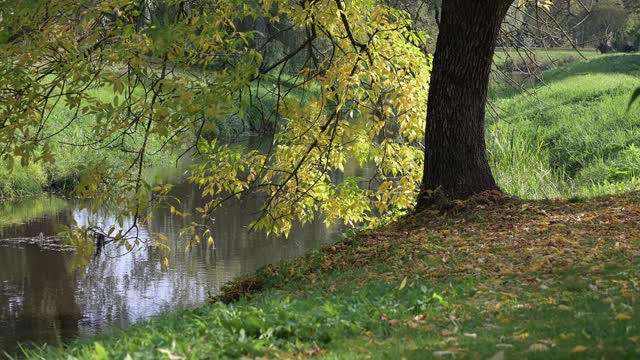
[417,0,514,208]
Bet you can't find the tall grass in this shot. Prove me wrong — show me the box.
[487,124,566,199]
[488,54,640,199]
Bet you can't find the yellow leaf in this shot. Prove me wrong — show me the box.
[513,330,529,340]
[615,313,632,321]
[399,276,408,290]
[572,345,588,353]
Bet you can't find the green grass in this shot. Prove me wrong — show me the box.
[488,53,640,199]
[0,87,178,199]
[17,193,640,359]
[0,117,170,199]
[490,49,601,98]
[21,269,639,359]
[493,48,600,73]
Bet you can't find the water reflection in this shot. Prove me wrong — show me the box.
[0,183,345,353]
[0,133,378,353]
[0,243,80,352]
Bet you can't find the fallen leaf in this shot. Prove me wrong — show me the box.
[463,333,478,339]
[496,313,511,324]
[399,276,408,290]
[615,313,632,321]
[559,333,575,339]
[433,347,464,357]
[440,328,457,336]
[572,345,589,353]
[513,330,529,340]
[528,343,549,352]
[304,343,327,356]
[489,351,505,360]
[433,351,454,357]
[158,349,184,360]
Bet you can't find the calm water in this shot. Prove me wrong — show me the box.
[0,163,371,353]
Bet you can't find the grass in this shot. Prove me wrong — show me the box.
[0,88,178,199]
[493,48,600,74]
[16,192,640,358]
[490,49,601,99]
[488,53,640,199]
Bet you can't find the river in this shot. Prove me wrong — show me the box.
[0,149,374,354]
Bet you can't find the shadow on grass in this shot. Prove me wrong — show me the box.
[543,54,640,83]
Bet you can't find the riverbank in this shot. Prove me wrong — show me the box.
[5,51,634,202]
[0,95,176,200]
[488,53,640,199]
[18,191,639,358]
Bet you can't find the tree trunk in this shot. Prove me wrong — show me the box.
[417,0,513,208]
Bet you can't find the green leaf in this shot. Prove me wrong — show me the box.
[93,342,108,360]
[628,87,640,111]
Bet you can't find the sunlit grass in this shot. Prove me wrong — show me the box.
[488,54,640,199]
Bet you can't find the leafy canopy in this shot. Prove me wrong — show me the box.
[0,0,430,249]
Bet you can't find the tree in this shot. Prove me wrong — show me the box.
[0,0,554,248]
[0,0,428,246]
[417,0,513,206]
